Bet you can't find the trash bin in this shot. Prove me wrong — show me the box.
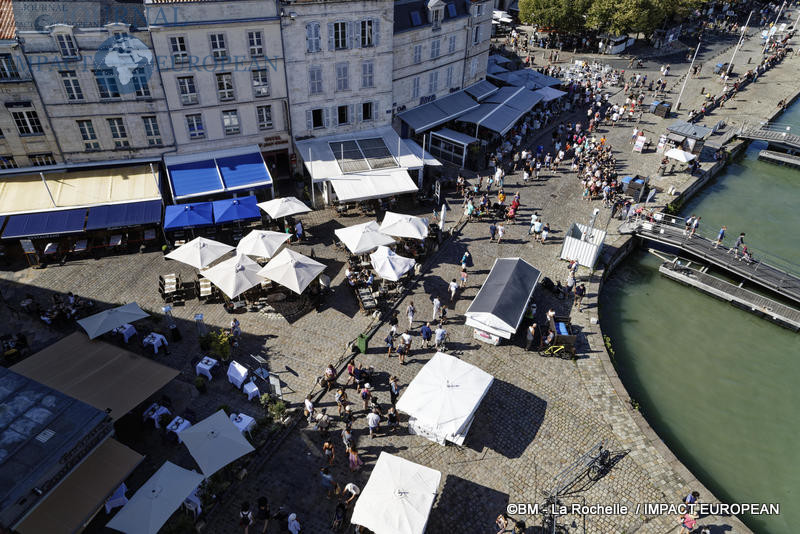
[356,333,368,354]
[649,100,660,113]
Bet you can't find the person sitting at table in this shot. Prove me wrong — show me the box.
[540,329,555,349]
[365,272,374,289]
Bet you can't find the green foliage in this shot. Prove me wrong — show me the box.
[268,399,287,422]
[217,404,232,415]
[206,329,232,361]
[603,334,616,367]
[194,375,207,392]
[519,0,590,34]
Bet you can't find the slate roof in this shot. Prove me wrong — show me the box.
[394,0,470,33]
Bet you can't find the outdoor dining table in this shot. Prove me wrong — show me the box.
[112,323,137,343]
[230,413,256,436]
[166,415,192,443]
[195,356,218,380]
[143,332,168,354]
[183,487,203,517]
[143,403,171,428]
[243,381,260,401]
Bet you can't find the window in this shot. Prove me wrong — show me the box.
[170,36,188,64]
[178,76,197,105]
[473,25,480,45]
[257,105,273,130]
[0,55,19,80]
[94,69,120,99]
[142,116,161,145]
[216,73,234,101]
[470,58,477,78]
[413,45,422,64]
[306,22,321,53]
[30,153,55,166]
[132,67,150,97]
[311,108,325,129]
[475,3,483,16]
[431,39,440,59]
[107,118,129,148]
[0,155,17,169]
[431,8,442,29]
[248,31,264,57]
[337,105,349,125]
[447,3,457,17]
[410,11,422,26]
[56,34,78,58]
[333,21,348,50]
[361,61,374,88]
[60,71,83,100]
[309,66,322,95]
[12,110,43,135]
[428,71,438,94]
[360,19,374,47]
[252,69,270,97]
[429,135,465,165]
[412,76,420,99]
[210,34,227,59]
[186,114,205,139]
[361,101,373,121]
[335,62,349,92]
[446,65,454,88]
[449,34,456,54]
[77,120,100,150]
[222,110,240,135]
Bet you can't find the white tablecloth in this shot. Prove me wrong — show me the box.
[104,483,128,514]
[143,403,171,428]
[230,413,256,435]
[143,333,168,354]
[166,416,192,443]
[243,381,260,401]
[195,356,218,381]
[112,323,137,343]
[183,487,203,517]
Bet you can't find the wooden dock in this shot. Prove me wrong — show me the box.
[659,263,800,331]
[757,149,800,168]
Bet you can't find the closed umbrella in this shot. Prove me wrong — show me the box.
[77,302,149,340]
[256,197,311,219]
[180,410,255,477]
[201,252,263,299]
[370,246,416,281]
[236,229,290,259]
[664,148,696,163]
[379,211,429,240]
[334,221,395,255]
[165,237,234,269]
[257,248,325,294]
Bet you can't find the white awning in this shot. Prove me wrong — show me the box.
[330,169,418,203]
[402,138,442,168]
[432,128,479,147]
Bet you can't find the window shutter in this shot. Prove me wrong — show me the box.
[324,107,330,128]
[357,102,363,122]
[374,19,380,46]
[354,21,362,48]
[347,22,354,49]
[306,24,313,53]
[306,110,313,130]
[373,100,379,119]
[328,23,335,51]
[349,103,355,124]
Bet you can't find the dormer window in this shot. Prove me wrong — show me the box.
[428,0,445,29]
[50,26,79,58]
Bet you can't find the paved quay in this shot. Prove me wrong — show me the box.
[2,24,797,534]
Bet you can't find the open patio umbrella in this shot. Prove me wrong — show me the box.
[351,452,441,534]
[77,302,149,340]
[664,148,696,163]
[180,410,255,477]
[379,211,429,240]
[163,202,214,230]
[256,197,311,219]
[200,252,263,299]
[257,248,325,294]
[236,229,290,259]
[105,461,204,534]
[211,196,261,224]
[334,221,396,255]
[165,236,234,269]
[369,246,416,281]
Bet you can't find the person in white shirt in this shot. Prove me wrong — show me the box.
[434,326,447,349]
[431,296,441,321]
[366,410,381,438]
[448,279,458,302]
[304,395,314,422]
[343,483,360,505]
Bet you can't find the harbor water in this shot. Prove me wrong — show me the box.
[600,107,800,534]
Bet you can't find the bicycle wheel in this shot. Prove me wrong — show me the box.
[587,462,604,481]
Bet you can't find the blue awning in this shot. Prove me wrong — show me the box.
[212,195,260,224]
[168,159,223,200]
[85,200,162,231]
[163,202,214,230]
[217,153,272,191]
[2,209,87,239]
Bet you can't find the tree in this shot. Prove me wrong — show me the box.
[518,0,590,34]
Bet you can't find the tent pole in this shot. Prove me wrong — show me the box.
[150,163,169,243]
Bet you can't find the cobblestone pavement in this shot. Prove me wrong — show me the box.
[3,24,797,534]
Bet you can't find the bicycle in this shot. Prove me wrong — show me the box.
[539,344,568,358]
[587,444,612,481]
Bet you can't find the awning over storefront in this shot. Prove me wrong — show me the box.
[0,164,160,217]
[165,146,272,201]
[666,121,712,140]
[485,86,544,112]
[402,138,442,169]
[330,169,418,203]
[163,202,214,230]
[85,200,162,231]
[534,86,568,102]
[489,69,561,90]
[397,90,480,133]
[212,195,260,224]
[432,128,479,146]
[2,208,86,239]
[464,79,500,101]
[457,87,532,136]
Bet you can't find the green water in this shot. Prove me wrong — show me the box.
[601,115,800,533]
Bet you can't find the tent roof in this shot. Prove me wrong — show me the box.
[11,333,178,420]
[397,91,480,133]
[432,128,479,146]
[534,86,568,102]
[330,169,418,203]
[464,79,500,101]
[484,86,544,112]
[666,120,712,139]
[334,221,396,255]
[77,302,149,340]
[180,410,255,476]
[489,69,561,90]
[465,258,541,337]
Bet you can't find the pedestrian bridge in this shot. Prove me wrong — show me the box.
[619,217,800,305]
[737,123,800,151]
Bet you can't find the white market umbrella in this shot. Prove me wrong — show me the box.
[180,410,255,477]
[257,197,311,219]
[201,252,263,299]
[351,452,441,534]
[664,148,696,163]
[165,237,234,269]
[105,461,204,534]
[396,352,494,442]
[77,302,149,340]
[369,246,416,282]
[379,211,429,240]
[334,221,395,255]
[236,229,290,259]
[257,248,325,294]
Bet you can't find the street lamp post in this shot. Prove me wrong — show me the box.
[726,10,754,78]
[762,1,787,55]
[675,39,701,112]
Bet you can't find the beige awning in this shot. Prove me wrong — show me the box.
[0,164,160,216]
[16,439,143,534]
[11,332,178,420]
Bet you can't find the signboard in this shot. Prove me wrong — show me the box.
[473,328,501,345]
[633,135,646,153]
[656,134,667,153]
[20,239,36,254]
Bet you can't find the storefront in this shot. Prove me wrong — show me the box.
[428,128,480,168]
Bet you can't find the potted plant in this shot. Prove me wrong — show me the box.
[194,376,207,393]
[259,393,271,414]
[199,333,211,351]
[208,330,232,361]
[268,399,288,425]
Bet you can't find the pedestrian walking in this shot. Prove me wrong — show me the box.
[406,301,415,326]
[420,322,433,348]
[344,359,356,387]
[449,278,458,302]
[256,497,270,534]
[400,330,411,363]
[239,502,254,533]
[384,330,394,356]
[529,212,540,235]
[320,467,339,498]
[439,305,448,324]
[387,406,399,432]
[460,268,468,288]
[343,482,361,506]
[287,513,302,534]
[689,216,701,238]
[322,439,335,465]
[713,226,726,248]
[334,387,348,417]
[461,250,471,269]
[496,513,509,534]
[728,233,745,256]
[525,323,539,351]
[575,284,586,311]
[540,223,550,244]
[684,215,696,235]
[389,376,400,406]
[341,423,353,449]
[434,324,447,349]
[432,295,441,321]
[303,394,315,422]
[489,222,497,241]
[367,409,381,438]
[348,446,364,471]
